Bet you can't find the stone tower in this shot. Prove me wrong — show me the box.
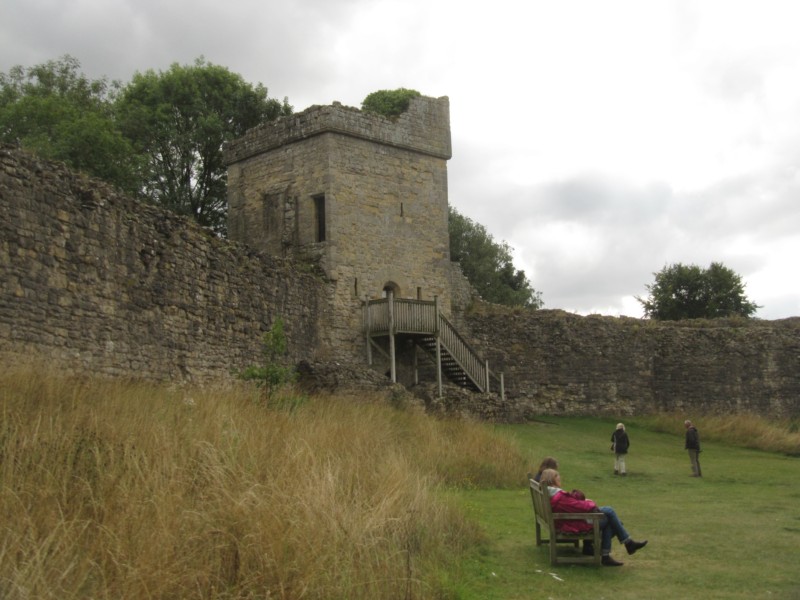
[224,96,454,359]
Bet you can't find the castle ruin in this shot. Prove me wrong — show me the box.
[1,94,799,420]
[224,96,453,319]
[223,97,497,393]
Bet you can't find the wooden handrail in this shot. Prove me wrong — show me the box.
[436,311,486,389]
[362,298,503,397]
[363,298,437,333]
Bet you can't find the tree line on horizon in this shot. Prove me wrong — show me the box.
[0,60,758,318]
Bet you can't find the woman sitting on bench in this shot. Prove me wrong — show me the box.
[538,469,648,566]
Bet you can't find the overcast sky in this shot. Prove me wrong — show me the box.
[2,0,799,319]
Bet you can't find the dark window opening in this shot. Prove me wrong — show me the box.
[313,194,326,242]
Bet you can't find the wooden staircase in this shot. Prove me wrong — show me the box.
[362,294,504,399]
[415,335,482,392]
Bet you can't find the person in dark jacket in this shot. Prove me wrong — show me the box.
[684,420,702,476]
[611,422,630,476]
[539,469,648,566]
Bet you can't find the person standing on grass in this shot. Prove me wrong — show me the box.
[611,423,630,476]
[684,419,702,477]
[539,469,648,567]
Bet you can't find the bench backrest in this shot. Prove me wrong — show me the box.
[528,473,555,533]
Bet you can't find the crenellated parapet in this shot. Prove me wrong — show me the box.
[223,96,451,166]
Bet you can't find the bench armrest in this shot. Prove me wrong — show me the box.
[551,512,604,522]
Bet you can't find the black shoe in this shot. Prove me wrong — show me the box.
[582,541,594,556]
[625,539,648,555]
[602,555,624,566]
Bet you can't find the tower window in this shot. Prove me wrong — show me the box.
[313,194,326,242]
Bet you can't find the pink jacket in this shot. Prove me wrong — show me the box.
[549,489,598,534]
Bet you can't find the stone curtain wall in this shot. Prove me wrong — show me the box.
[461,305,800,418]
[0,145,331,381]
[2,144,799,418]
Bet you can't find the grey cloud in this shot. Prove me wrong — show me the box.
[678,168,800,240]
[0,0,369,107]
[454,168,792,316]
[701,57,769,102]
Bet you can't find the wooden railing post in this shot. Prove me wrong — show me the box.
[388,291,396,383]
[413,344,419,385]
[485,360,490,394]
[500,373,505,401]
[434,295,442,397]
[436,335,442,398]
[364,296,372,366]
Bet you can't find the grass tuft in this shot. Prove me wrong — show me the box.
[0,367,524,599]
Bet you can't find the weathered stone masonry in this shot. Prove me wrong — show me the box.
[458,305,800,419]
[224,98,453,361]
[1,94,799,418]
[0,145,331,381]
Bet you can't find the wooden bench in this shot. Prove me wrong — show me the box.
[527,473,603,566]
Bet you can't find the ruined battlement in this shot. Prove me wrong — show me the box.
[223,96,452,165]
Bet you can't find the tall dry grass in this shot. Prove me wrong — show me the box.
[631,411,800,455]
[0,368,527,599]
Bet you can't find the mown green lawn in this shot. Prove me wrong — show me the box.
[449,417,800,600]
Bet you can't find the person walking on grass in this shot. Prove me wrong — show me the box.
[685,419,702,477]
[539,469,648,566]
[611,422,630,476]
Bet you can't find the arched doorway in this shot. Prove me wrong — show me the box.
[381,281,400,298]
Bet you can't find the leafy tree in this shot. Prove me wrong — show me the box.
[0,55,140,193]
[449,206,543,308]
[115,58,292,235]
[637,262,759,320]
[361,88,421,118]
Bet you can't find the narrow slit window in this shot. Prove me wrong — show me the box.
[313,194,326,242]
